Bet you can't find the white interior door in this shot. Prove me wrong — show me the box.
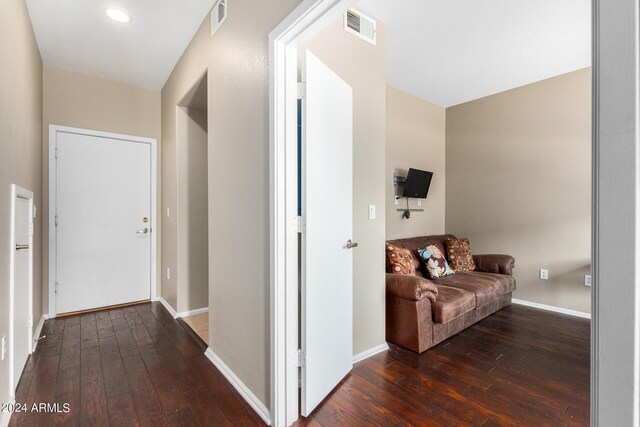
[301,50,354,416]
[10,188,33,395]
[55,131,152,314]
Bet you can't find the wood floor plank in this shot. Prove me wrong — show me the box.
[79,346,108,426]
[137,343,189,414]
[184,385,233,427]
[59,316,81,370]
[95,311,115,339]
[80,313,99,350]
[166,407,201,427]
[112,317,140,358]
[121,353,168,427]
[99,336,130,398]
[107,392,141,427]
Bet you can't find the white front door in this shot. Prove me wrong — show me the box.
[300,50,354,416]
[10,186,33,395]
[55,130,152,314]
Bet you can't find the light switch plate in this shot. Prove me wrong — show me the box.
[368,205,376,220]
[539,268,549,280]
[1,335,6,361]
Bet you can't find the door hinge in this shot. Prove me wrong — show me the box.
[55,282,58,294]
[55,147,59,159]
[297,349,305,368]
[295,216,305,234]
[297,82,306,100]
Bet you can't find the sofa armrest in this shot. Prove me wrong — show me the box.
[386,274,438,303]
[473,254,515,276]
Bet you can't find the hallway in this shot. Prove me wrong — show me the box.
[8,302,264,426]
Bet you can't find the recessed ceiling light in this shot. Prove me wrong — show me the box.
[104,8,131,23]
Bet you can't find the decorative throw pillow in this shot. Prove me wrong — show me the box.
[446,238,476,272]
[386,244,416,275]
[417,245,454,279]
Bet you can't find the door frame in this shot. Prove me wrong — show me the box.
[48,125,158,317]
[270,0,640,426]
[269,2,354,425]
[9,184,34,399]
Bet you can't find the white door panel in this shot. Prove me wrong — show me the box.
[301,50,353,416]
[56,132,151,314]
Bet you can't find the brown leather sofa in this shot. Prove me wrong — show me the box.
[386,234,515,353]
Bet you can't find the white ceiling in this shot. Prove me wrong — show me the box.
[356,0,591,107]
[26,0,214,90]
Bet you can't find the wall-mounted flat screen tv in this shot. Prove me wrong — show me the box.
[402,168,433,199]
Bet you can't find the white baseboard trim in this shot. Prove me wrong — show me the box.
[175,307,208,319]
[1,399,15,427]
[204,347,271,425]
[156,297,178,318]
[32,315,47,351]
[353,342,389,364]
[512,298,591,319]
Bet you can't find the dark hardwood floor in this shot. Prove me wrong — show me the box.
[8,302,266,427]
[9,303,589,426]
[295,305,590,427]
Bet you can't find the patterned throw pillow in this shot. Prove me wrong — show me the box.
[386,244,416,275]
[417,245,454,279]
[445,238,476,272]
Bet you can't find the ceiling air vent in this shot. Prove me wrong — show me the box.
[344,9,376,45]
[210,0,227,38]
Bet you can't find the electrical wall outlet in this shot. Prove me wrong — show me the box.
[584,274,592,287]
[394,196,399,205]
[539,268,549,280]
[417,199,422,206]
[1,335,6,361]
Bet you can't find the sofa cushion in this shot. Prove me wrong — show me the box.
[432,285,476,323]
[445,238,476,272]
[417,245,454,279]
[386,244,416,275]
[435,271,516,308]
[386,235,457,277]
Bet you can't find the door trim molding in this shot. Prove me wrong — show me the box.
[8,184,34,400]
[48,125,158,317]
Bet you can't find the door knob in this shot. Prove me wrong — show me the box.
[136,228,149,234]
[346,239,358,249]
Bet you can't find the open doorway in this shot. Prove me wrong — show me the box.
[271,0,593,426]
[176,72,210,344]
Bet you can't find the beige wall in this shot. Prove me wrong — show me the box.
[386,86,446,239]
[42,65,161,314]
[176,107,208,312]
[0,0,43,410]
[446,68,592,313]
[160,0,300,407]
[299,18,388,356]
